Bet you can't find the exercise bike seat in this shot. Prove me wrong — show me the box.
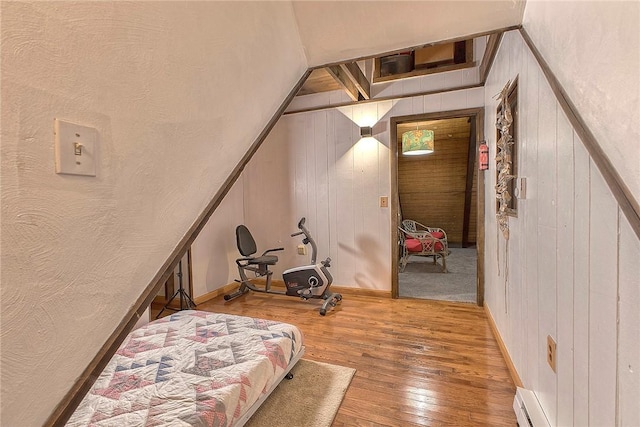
[236,225,281,265]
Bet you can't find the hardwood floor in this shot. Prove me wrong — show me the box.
[154,291,517,426]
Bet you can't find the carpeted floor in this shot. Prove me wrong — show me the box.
[398,247,477,302]
[245,359,356,427]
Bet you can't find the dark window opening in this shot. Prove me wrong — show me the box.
[374,40,473,82]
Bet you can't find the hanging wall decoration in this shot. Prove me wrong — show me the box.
[495,81,516,240]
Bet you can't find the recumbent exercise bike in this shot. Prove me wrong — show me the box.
[224,218,342,316]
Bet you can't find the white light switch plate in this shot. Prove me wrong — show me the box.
[54,119,98,176]
[519,177,527,199]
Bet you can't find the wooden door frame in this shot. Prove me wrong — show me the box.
[390,108,485,306]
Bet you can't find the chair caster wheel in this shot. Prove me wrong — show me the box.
[224,295,231,301]
[319,309,326,316]
[285,372,294,380]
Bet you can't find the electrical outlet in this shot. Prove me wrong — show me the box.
[547,335,557,373]
[380,196,389,208]
[297,244,306,255]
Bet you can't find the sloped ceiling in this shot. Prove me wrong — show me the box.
[0,2,307,425]
[292,0,526,66]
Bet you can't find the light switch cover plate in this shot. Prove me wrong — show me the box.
[54,119,98,176]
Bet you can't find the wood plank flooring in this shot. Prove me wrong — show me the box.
[155,292,516,426]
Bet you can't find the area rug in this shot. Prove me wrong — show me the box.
[399,247,477,302]
[245,359,355,427]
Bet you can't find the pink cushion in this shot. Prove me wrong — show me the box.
[405,238,444,253]
[430,231,445,239]
[405,238,422,252]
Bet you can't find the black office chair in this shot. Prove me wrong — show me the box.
[224,225,284,301]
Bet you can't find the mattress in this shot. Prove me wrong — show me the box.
[67,310,304,426]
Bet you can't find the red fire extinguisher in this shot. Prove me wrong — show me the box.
[479,142,489,170]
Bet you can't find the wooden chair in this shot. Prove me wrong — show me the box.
[399,219,450,272]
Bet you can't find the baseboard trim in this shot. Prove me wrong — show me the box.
[483,303,524,387]
[330,285,391,298]
[152,284,242,307]
[193,283,239,305]
[268,279,390,298]
[223,279,391,299]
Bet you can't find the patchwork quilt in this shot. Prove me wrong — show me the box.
[67,310,304,427]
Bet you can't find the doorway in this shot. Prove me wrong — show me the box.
[390,108,485,306]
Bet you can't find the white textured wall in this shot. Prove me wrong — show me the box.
[292,0,525,66]
[190,180,244,298]
[523,0,640,204]
[238,87,484,291]
[0,2,306,425]
[484,30,640,426]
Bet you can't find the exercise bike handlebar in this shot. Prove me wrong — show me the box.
[292,217,318,264]
[262,247,284,256]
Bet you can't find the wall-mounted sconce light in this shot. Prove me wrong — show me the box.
[360,126,373,137]
[402,129,434,155]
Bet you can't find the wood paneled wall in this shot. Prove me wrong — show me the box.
[484,30,640,426]
[238,88,485,291]
[397,117,476,244]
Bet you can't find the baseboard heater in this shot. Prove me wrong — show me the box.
[513,387,551,427]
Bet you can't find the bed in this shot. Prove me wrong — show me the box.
[67,310,305,427]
